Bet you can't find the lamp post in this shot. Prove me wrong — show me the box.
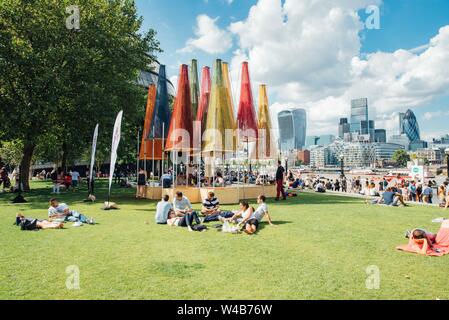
[340,154,345,178]
[445,148,449,179]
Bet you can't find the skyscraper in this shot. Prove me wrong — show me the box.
[350,98,368,134]
[338,118,350,139]
[399,112,406,134]
[402,109,421,142]
[374,129,387,143]
[277,108,307,151]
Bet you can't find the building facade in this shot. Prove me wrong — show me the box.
[277,108,307,152]
[350,98,369,134]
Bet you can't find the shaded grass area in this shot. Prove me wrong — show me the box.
[1,180,448,300]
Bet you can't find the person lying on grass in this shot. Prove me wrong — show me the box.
[370,187,408,206]
[48,198,95,224]
[15,213,64,231]
[241,195,274,235]
[166,210,204,232]
[401,220,449,255]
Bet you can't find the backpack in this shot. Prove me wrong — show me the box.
[191,224,207,232]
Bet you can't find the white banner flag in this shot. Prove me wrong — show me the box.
[88,124,99,194]
[108,111,123,198]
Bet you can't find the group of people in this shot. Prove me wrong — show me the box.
[154,191,274,234]
[14,198,95,231]
[50,168,85,194]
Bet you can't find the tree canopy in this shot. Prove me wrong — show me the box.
[0,0,162,189]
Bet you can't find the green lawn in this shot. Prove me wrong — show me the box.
[1,180,448,300]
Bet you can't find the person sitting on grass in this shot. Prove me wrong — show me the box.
[371,187,407,206]
[172,191,198,217]
[315,181,325,193]
[48,198,95,224]
[155,195,174,224]
[241,195,274,235]
[422,183,433,204]
[221,200,254,225]
[201,191,234,223]
[166,209,203,232]
[444,182,449,210]
[15,213,64,231]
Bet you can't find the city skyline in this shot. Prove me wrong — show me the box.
[136,0,449,141]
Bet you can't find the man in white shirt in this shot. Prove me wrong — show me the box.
[155,195,173,224]
[70,169,81,190]
[48,198,94,224]
[173,191,195,215]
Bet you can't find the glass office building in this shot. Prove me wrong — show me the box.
[277,108,307,151]
[350,98,368,134]
[402,109,421,142]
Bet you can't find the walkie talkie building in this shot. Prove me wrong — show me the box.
[277,108,307,151]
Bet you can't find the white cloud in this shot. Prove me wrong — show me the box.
[179,15,233,55]
[228,0,449,137]
[423,110,449,120]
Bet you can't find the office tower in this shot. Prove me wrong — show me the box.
[338,118,350,139]
[401,109,421,142]
[350,98,368,134]
[374,129,387,143]
[277,108,307,151]
[399,112,405,134]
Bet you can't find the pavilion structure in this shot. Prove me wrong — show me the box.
[142,59,277,203]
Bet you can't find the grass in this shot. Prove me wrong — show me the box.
[1,179,449,300]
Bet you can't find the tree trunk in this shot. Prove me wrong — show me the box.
[20,143,35,191]
[61,141,68,172]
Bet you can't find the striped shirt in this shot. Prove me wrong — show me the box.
[203,197,219,210]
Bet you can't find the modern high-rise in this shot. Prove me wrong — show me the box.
[374,129,387,143]
[398,112,406,134]
[277,108,307,151]
[350,98,369,134]
[338,118,351,139]
[402,109,421,142]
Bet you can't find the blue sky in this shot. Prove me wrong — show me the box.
[136,0,449,140]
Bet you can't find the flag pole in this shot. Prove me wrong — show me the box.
[152,125,155,186]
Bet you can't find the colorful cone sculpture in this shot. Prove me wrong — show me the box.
[196,66,211,135]
[203,59,236,153]
[190,59,200,119]
[140,65,171,160]
[256,84,277,159]
[236,62,258,142]
[165,64,194,151]
[222,62,235,116]
[139,84,156,160]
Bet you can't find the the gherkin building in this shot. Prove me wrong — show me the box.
[402,109,421,142]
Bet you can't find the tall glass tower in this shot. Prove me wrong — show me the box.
[402,109,421,142]
[277,108,307,151]
[350,98,368,134]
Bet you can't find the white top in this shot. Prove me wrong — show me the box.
[155,201,172,224]
[48,203,69,217]
[71,171,80,181]
[173,196,192,211]
[252,203,268,222]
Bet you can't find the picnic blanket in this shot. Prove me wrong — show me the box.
[396,220,449,256]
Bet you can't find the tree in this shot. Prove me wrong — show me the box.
[0,0,161,190]
[392,149,410,168]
